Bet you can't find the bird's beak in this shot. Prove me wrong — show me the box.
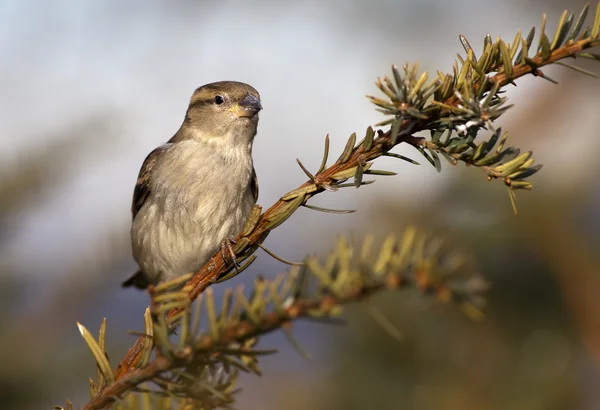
[232,93,262,118]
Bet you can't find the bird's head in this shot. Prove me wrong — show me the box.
[182,81,262,145]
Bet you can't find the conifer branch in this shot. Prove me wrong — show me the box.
[76,230,486,410]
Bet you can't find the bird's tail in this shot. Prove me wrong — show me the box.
[121,269,150,289]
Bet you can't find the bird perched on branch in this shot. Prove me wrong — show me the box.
[123,81,262,289]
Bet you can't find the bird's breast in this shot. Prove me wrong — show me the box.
[158,143,252,234]
[132,140,256,282]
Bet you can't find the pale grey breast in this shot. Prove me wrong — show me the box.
[131,140,255,284]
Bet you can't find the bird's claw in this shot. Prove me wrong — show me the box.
[221,236,240,271]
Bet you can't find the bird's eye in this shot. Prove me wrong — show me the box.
[215,95,224,105]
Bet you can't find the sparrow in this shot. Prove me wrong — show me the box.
[122,81,262,289]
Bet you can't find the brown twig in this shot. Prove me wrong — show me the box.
[91,32,598,409]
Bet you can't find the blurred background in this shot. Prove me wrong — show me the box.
[2,0,600,409]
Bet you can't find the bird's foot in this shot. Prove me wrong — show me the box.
[221,236,240,271]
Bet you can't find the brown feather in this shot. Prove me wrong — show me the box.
[131,144,171,219]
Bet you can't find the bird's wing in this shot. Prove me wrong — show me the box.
[251,166,259,202]
[131,144,171,219]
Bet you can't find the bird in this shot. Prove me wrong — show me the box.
[122,81,262,289]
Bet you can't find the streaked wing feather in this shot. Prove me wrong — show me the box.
[131,144,171,219]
